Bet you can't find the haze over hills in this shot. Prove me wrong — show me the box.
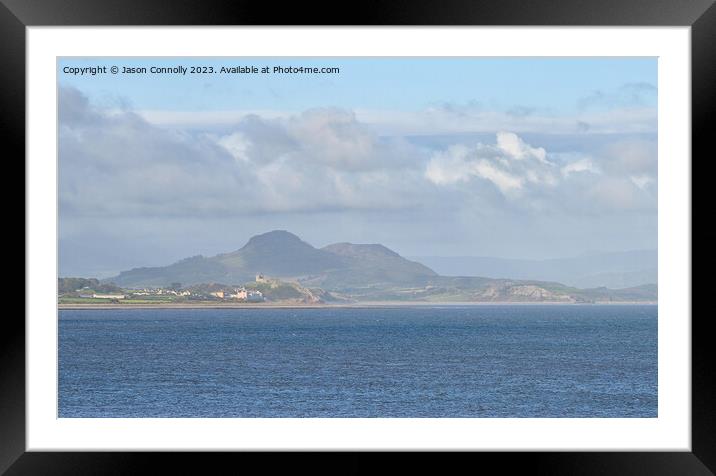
[216,231,346,279]
[109,230,437,289]
[410,250,657,289]
[104,230,657,303]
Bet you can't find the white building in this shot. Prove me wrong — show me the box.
[228,288,248,300]
[247,290,264,302]
[92,293,126,299]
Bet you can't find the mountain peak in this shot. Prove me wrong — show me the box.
[238,230,317,254]
[217,230,346,278]
[108,230,437,288]
[245,230,303,245]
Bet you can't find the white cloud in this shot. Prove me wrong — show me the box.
[424,145,472,185]
[424,131,657,214]
[59,87,429,218]
[61,87,657,224]
[425,133,557,196]
[282,109,391,171]
[473,160,524,193]
[496,132,548,163]
[217,132,251,163]
[561,158,598,177]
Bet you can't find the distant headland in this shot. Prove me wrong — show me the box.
[58,230,657,306]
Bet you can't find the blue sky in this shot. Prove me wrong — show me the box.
[58,57,658,278]
[59,57,656,114]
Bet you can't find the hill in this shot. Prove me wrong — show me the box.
[109,230,437,289]
[104,230,657,303]
[310,243,437,289]
[334,276,657,303]
[411,250,657,289]
[216,230,346,279]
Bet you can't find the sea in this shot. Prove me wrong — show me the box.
[58,305,657,418]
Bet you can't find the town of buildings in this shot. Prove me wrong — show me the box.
[69,277,269,303]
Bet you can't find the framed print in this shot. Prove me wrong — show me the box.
[6,0,714,473]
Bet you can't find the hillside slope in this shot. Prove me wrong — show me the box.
[412,250,657,289]
[109,230,438,288]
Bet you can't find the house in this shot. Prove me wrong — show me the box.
[210,290,225,299]
[92,293,126,299]
[247,290,264,302]
[255,274,269,283]
[228,288,248,300]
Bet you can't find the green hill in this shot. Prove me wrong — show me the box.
[104,230,657,303]
[216,230,346,278]
[108,230,437,289]
[313,243,437,289]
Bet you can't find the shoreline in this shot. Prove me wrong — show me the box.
[58,300,658,310]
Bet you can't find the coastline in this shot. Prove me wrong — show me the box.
[58,300,658,310]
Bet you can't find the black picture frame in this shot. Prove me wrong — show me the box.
[5,0,713,473]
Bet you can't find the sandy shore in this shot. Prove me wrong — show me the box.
[58,300,657,310]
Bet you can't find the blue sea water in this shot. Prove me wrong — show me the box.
[58,305,657,418]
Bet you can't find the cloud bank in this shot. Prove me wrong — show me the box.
[59,86,657,275]
[60,87,657,219]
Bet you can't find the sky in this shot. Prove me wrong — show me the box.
[58,57,658,278]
